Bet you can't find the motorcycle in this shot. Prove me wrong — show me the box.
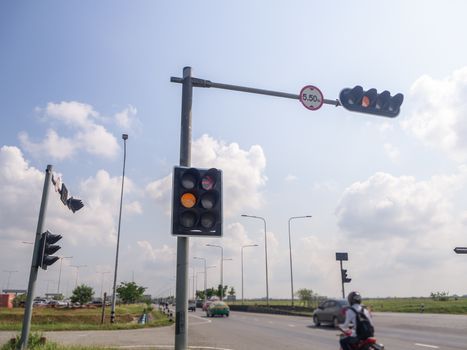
[338,328,385,350]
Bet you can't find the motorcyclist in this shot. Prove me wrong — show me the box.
[340,291,374,350]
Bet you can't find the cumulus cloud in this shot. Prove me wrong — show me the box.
[335,172,459,239]
[146,134,267,218]
[114,105,140,131]
[403,67,467,162]
[285,174,298,182]
[20,101,128,160]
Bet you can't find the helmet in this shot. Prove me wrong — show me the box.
[347,291,362,305]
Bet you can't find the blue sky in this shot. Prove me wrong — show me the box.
[2,1,467,299]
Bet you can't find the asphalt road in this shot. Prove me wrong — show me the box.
[1,310,466,349]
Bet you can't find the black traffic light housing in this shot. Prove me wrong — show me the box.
[341,269,351,284]
[172,166,222,237]
[339,85,404,118]
[37,230,62,270]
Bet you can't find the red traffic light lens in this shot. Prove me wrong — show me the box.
[200,212,216,229]
[201,175,216,190]
[180,211,197,228]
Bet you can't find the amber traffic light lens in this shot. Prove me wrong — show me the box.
[361,95,370,107]
[200,212,216,229]
[180,193,196,208]
[180,211,197,228]
[181,173,197,190]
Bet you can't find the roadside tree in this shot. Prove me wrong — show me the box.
[116,281,147,304]
[71,284,94,305]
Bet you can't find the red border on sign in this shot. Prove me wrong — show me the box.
[299,85,324,111]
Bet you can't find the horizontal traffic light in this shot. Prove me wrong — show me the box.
[339,85,404,118]
[172,166,222,236]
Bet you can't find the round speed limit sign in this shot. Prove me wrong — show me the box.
[299,85,324,111]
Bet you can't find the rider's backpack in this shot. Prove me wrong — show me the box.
[349,307,374,340]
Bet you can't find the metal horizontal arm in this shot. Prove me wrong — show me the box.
[170,76,340,106]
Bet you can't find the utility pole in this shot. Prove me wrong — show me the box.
[19,165,52,350]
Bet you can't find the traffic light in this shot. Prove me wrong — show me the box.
[172,166,222,237]
[339,85,404,118]
[37,230,62,270]
[341,269,351,283]
[67,197,84,213]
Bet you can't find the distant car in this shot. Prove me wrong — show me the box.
[188,300,196,312]
[195,299,204,308]
[47,300,68,307]
[206,301,230,317]
[202,297,219,311]
[32,299,47,307]
[313,299,349,327]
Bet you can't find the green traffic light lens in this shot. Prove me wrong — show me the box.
[200,212,216,229]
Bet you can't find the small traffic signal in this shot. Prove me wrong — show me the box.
[341,269,351,283]
[67,197,84,213]
[37,231,62,270]
[339,85,404,118]
[172,166,222,237]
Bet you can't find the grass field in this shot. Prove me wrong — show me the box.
[0,304,172,331]
[228,296,467,314]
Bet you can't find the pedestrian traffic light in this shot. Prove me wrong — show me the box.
[66,197,84,213]
[341,269,351,283]
[172,166,222,237]
[339,85,404,118]
[37,231,62,270]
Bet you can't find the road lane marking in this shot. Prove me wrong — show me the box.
[288,324,295,327]
[415,344,439,349]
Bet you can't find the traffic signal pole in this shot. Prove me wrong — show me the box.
[18,165,52,350]
[340,260,345,299]
[174,67,193,350]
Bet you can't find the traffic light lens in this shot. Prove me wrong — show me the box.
[181,173,197,189]
[180,193,196,208]
[200,191,217,209]
[362,96,370,107]
[180,211,197,228]
[200,212,216,229]
[201,175,215,190]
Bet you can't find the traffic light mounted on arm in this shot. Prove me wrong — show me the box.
[172,166,222,237]
[339,86,404,118]
[36,230,62,270]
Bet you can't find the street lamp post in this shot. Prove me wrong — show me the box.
[288,215,312,307]
[111,133,128,324]
[70,265,87,288]
[193,257,207,304]
[241,244,258,304]
[3,270,18,291]
[98,271,111,299]
[241,214,269,306]
[57,256,73,294]
[206,244,225,300]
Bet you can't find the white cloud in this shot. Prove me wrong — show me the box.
[146,134,267,218]
[335,172,458,239]
[114,105,140,131]
[20,101,125,161]
[403,67,467,162]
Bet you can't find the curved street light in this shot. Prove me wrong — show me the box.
[57,256,73,294]
[241,214,269,306]
[241,244,258,304]
[288,215,312,307]
[111,133,128,324]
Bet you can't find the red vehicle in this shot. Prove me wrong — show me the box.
[338,330,384,350]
